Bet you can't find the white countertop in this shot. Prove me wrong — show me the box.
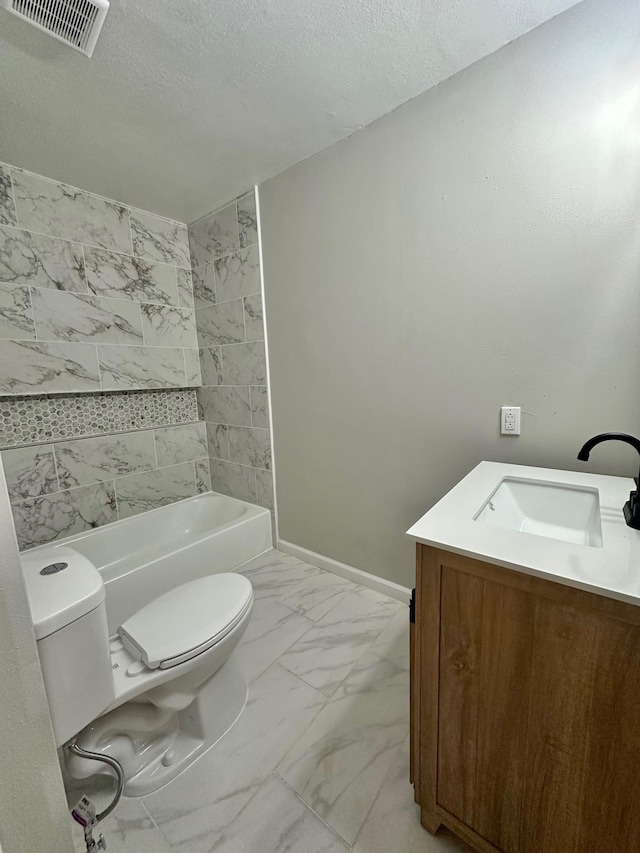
[406,461,640,607]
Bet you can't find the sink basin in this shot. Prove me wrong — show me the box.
[475,477,603,548]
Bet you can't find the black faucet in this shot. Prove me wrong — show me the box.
[577,432,640,530]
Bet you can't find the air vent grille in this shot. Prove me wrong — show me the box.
[5,0,109,57]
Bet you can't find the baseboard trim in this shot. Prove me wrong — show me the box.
[278,539,411,604]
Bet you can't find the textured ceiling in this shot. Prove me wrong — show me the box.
[0,0,580,222]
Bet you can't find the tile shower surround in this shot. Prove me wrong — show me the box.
[0,162,198,395]
[189,192,275,513]
[0,388,203,550]
[0,161,274,546]
[2,420,211,550]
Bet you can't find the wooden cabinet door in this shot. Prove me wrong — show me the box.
[416,547,640,853]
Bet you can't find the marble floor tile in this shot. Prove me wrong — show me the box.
[281,571,356,622]
[237,550,321,604]
[278,585,402,696]
[352,583,407,612]
[369,606,410,670]
[71,798,173,853]
[278,647,410,846]
[213,774,348,853]
[235,598,313,683]
[353,740,474,853]
[143,661,326,853]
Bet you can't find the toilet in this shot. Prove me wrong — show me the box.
[20,545,253,796]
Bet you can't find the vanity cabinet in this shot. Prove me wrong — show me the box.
[410,544,640,853]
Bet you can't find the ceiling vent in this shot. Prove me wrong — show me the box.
[4,0,109,57]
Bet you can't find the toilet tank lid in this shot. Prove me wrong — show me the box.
[20,546,105,640]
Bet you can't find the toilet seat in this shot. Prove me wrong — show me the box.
[118,573,253,670]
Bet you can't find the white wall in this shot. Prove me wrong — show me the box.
[0,460,74,852]
[260,0,640,587]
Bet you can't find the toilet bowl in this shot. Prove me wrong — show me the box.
[20,546,253,796]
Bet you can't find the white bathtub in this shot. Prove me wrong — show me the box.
[29,492,272,633]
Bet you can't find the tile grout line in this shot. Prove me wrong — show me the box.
[202,774,274,853]
[273,771,353,849]
[49,442,62,496]
[138,798,175,850]
[349,739,407,852]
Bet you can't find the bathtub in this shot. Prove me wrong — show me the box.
[28,492,272,634]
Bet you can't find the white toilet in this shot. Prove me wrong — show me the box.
[21,546,253,795]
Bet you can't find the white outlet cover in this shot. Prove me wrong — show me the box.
[501,406,521,436]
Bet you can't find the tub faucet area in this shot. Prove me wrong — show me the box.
[578,432,640,529]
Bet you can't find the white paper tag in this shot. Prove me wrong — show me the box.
[72,795,97,830]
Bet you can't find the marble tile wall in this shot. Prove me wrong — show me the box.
[1,421,210,550]
[189,191,275,517]
[0,161,197,395]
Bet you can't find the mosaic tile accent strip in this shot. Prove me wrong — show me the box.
[0,388,198,449]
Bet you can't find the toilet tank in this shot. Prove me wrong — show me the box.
[20,547,115,746]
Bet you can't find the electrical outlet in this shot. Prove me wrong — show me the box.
[501,406,521,435]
